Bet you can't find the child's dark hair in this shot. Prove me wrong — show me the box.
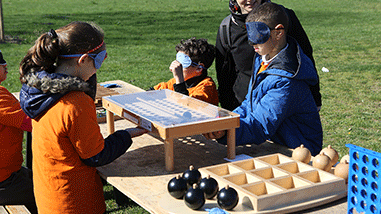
[19,21,104,84]
[175,37,215,69]
[246,2,289,32]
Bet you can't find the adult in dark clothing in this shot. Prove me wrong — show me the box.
[216,0,321,111]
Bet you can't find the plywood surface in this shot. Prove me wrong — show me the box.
[5,205,31,214]
[96,80,348,214]
[0,207,8,214]
[97,119,347,214]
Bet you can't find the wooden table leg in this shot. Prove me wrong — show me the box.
[164,138,174,171]
[226,128,236,160]
[106,110,115,134]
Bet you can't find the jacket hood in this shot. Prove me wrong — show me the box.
[261,36,318,86]
[19,71,91,119]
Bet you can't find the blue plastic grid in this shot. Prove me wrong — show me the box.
[346,144,380,214]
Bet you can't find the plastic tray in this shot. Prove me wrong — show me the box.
[346,144,380,214]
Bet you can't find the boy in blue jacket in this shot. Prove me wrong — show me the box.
[204,2,323,156]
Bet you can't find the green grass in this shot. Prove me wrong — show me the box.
[3,0,381,213]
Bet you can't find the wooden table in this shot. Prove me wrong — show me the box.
[96,80,348,214]
[102,89,240,171]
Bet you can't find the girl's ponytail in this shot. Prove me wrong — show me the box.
[19,29,60,84]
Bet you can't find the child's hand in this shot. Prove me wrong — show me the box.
[203,130,226,140]
[125,127,148,138]
[169,60,184,84]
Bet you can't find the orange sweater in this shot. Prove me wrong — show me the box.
[0,86,28,182]
[32,91,105,214]
[153,76,219,106]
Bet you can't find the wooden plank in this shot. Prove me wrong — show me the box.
[5,205,31,214]
[0,206,8,214]
[97,118,348,214]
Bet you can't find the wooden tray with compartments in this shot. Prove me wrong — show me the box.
[102,89,240,171]
[159,153,347,213]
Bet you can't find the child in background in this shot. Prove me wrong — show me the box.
[18,22,147,214]
[204,3,323,155]
[216,0,321,111]
[151,37,219,106]
[0,51,37,214]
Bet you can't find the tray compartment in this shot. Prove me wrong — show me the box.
[243,181,283,196]
[257,154,294,165]
[204,164,242,176]
[222,172,262,186]
[297,170,338,183]
[276,161,314,174]
[251,167,288,179]
[270,176,311,190]
[231,159,268,171]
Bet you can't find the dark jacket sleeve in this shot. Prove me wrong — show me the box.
[81,130,132,167]
[173,82,189,96]
[285,8,322,108]
[215,23,240,111]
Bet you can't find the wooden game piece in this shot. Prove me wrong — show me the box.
[292,144,311,163]
[313,152,332,172]
[334,159,349,183]
[168,175,188,199]
[217,184,239,210]
[340,154,350,163]
[321,145,339,166]
[184,184,205,210]
[183,165,202,188]
[199,175,219,199]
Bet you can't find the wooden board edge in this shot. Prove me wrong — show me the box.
[0,206,8,214]
[5,205,31,214]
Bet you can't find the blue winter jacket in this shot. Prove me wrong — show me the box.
[232,37,323,156]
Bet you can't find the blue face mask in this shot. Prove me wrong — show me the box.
[246,22,272,45]
[176,52,206,69]
[59,50,107,69]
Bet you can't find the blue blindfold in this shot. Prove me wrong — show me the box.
[59,50,107,70]
[176,52,206,70]
[246,22,272,45]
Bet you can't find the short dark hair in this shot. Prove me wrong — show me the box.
[175,37,215,69]
[246,2,289,32]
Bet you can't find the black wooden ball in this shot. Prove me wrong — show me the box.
[182,165,201,188]
[217,185,239,210]
[184,184,205,210]
[167,175,187,199]
[199,175,219,199]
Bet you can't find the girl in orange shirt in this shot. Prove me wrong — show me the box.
[18,22,147,214]
[0,51,37,213]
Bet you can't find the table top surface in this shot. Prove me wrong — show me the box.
[96,80,348,214]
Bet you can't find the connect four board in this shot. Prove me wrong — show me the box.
[346,144,380,214]
[159,153,347,213]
